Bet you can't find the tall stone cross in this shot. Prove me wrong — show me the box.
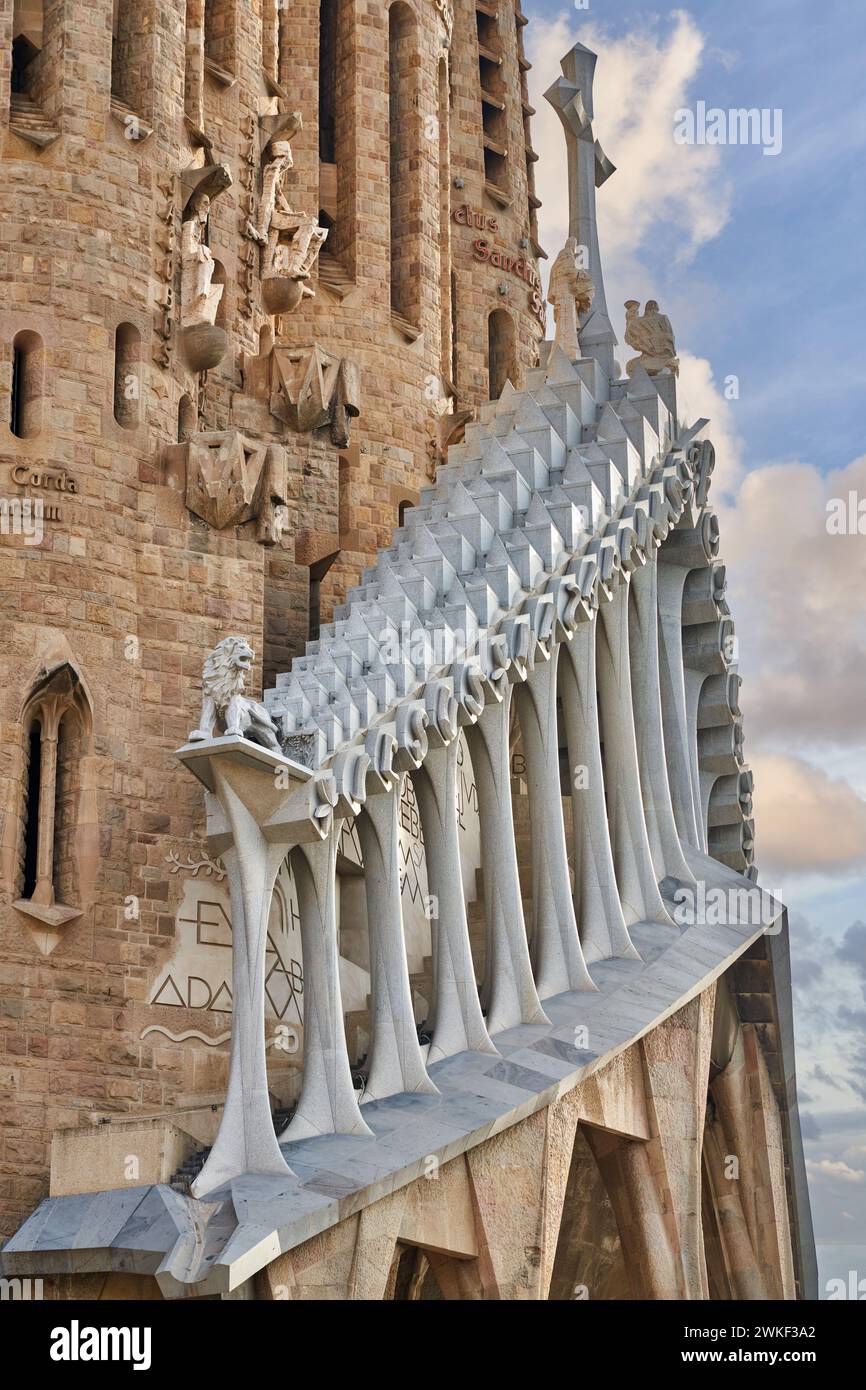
[545,43,618,382]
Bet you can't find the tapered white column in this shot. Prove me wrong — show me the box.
[684,622,736,852]
[658,512,720,850]
[193,769,294,1197]
[357,784,438,1102]
[628,556,696,887]
[466,692,548,1032]
[657,563,702,848]
[559,621,638,962]
[413,741,496,1062]
[284,832,373,1140]
[596,580,674,927]
[518,648,595,995]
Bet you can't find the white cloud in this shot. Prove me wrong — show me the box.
[528,10,733,318]
[719,454,866,753]
[751,755,866,875]
[806,1159,866,1185]
[677,350,743,499]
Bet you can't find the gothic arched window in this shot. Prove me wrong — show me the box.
[14,664,93,937]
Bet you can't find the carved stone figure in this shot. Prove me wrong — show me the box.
[189,636,283,751]
[179,163,232,371]
[246,115,328,313]
[624,299,679,377]
[548,236,595,359]
[181,191,223,330]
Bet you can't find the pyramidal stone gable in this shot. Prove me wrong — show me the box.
[265,348,684,781]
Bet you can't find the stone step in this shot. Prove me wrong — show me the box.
[317,250,356,299]
[9,92,60,148]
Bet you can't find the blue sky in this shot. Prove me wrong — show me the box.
[524,0,866,1294]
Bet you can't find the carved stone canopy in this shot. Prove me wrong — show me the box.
[269,343,361,448]
[166,430,289,544]
[180,160,233,223]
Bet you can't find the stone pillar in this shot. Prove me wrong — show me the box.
[412,740,495,1063]
[657,560,700,846]
[285,831,373,1140]
[558,618,637,963]
[192,767,294,1197]
[628,554,696,887]
[517,646,594,995]
[357,784,438,1102]
[658,510,720,851]
[465,690,547,1032]
[596,579,673,926]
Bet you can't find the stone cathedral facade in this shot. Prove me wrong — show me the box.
[0,1,815,1301]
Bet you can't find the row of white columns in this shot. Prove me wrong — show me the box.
[192,501,747,1197]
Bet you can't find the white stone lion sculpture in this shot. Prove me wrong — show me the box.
[188,635,282,752]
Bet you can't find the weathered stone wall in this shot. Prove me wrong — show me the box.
[0,0,544,1241]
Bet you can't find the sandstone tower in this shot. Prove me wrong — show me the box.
[0,3,814,1303]
[0,0,543,1239]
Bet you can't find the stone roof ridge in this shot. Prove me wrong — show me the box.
[264,359,709,773]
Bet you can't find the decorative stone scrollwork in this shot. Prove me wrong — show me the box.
[688,438,716,507]
[570,553,601,612]
[425,679,458,746]
[310,772,338,835]
[394,701,429,770]
[332,745,371,816]
[524,592,555,651]
[481,632,511,700]
[364,727,398,791]
[586,534,622,590]
[153,176,177,368]
[434,0,454,45]
[452,660,485,724]
[612,515,646,573]
[501,614,532,681]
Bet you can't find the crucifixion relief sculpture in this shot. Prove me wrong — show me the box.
[545,43,618,378]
